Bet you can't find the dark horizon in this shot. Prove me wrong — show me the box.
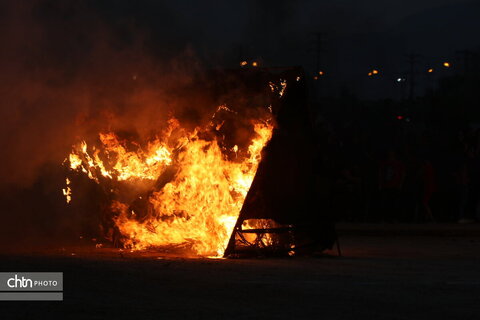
[3,1,479,99]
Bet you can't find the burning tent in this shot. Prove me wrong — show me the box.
[224,67,336,257]
[63,66,336,257]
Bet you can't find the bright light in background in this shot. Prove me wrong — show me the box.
[443,62,450,68]
[428,68,434,73]
[372,69,379,75]
[318,71,324,76]
[252,61,258,67]
[240,61,247,67]
[313,76,319,80]
[397,78,406,82]
[368,72,372,77]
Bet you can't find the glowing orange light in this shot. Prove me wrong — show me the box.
[64,110,274,257]
[428,68,434,73]
[318,71,324,76]
[313,76,319,80]
[240,61,247,66]
[252,61,258,67]
[62,178,72,203]
[368,72,372,76]
[372,69,379,75]
[443,62,450,68]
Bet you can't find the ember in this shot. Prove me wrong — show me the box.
[64,106,274,256]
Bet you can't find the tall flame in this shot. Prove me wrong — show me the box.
[65,114,273,256]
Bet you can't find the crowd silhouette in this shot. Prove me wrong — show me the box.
[313,101,480,223]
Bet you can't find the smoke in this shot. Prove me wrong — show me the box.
[0,1,210,188]
[0,1,224,248]
[0,1,277,248]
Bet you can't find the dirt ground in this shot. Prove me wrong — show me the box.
[1,232,479,319]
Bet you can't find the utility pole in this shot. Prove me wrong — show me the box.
[457,50,474,74]
[405,53,421,101]
[314,32,324,74]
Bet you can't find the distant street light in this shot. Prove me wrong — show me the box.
[443,62,450,68]
[252,61,258,67]
[368,69,379,77]
[240,61,247,67]
[428,68,434,73]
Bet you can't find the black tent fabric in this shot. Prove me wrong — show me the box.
[224,67,336,256]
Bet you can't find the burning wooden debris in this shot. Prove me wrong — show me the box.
[62,67,335,257]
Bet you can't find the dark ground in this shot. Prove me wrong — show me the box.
[1,225,479,319]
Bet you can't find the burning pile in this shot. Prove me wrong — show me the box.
[63,106,274,256]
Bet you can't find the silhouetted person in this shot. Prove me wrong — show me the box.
[464,145,480,223]
[378,150,405,222]
[416,160,436,222]
[447,141,469,223]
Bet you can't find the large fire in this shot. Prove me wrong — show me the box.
[63,107,274,257]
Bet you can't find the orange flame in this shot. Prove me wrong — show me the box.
[62,178,72,204]
[65,112,273,256]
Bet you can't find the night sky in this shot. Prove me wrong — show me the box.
[3,0,479,98]
[0,0,479,185]
[55,1,480,97]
